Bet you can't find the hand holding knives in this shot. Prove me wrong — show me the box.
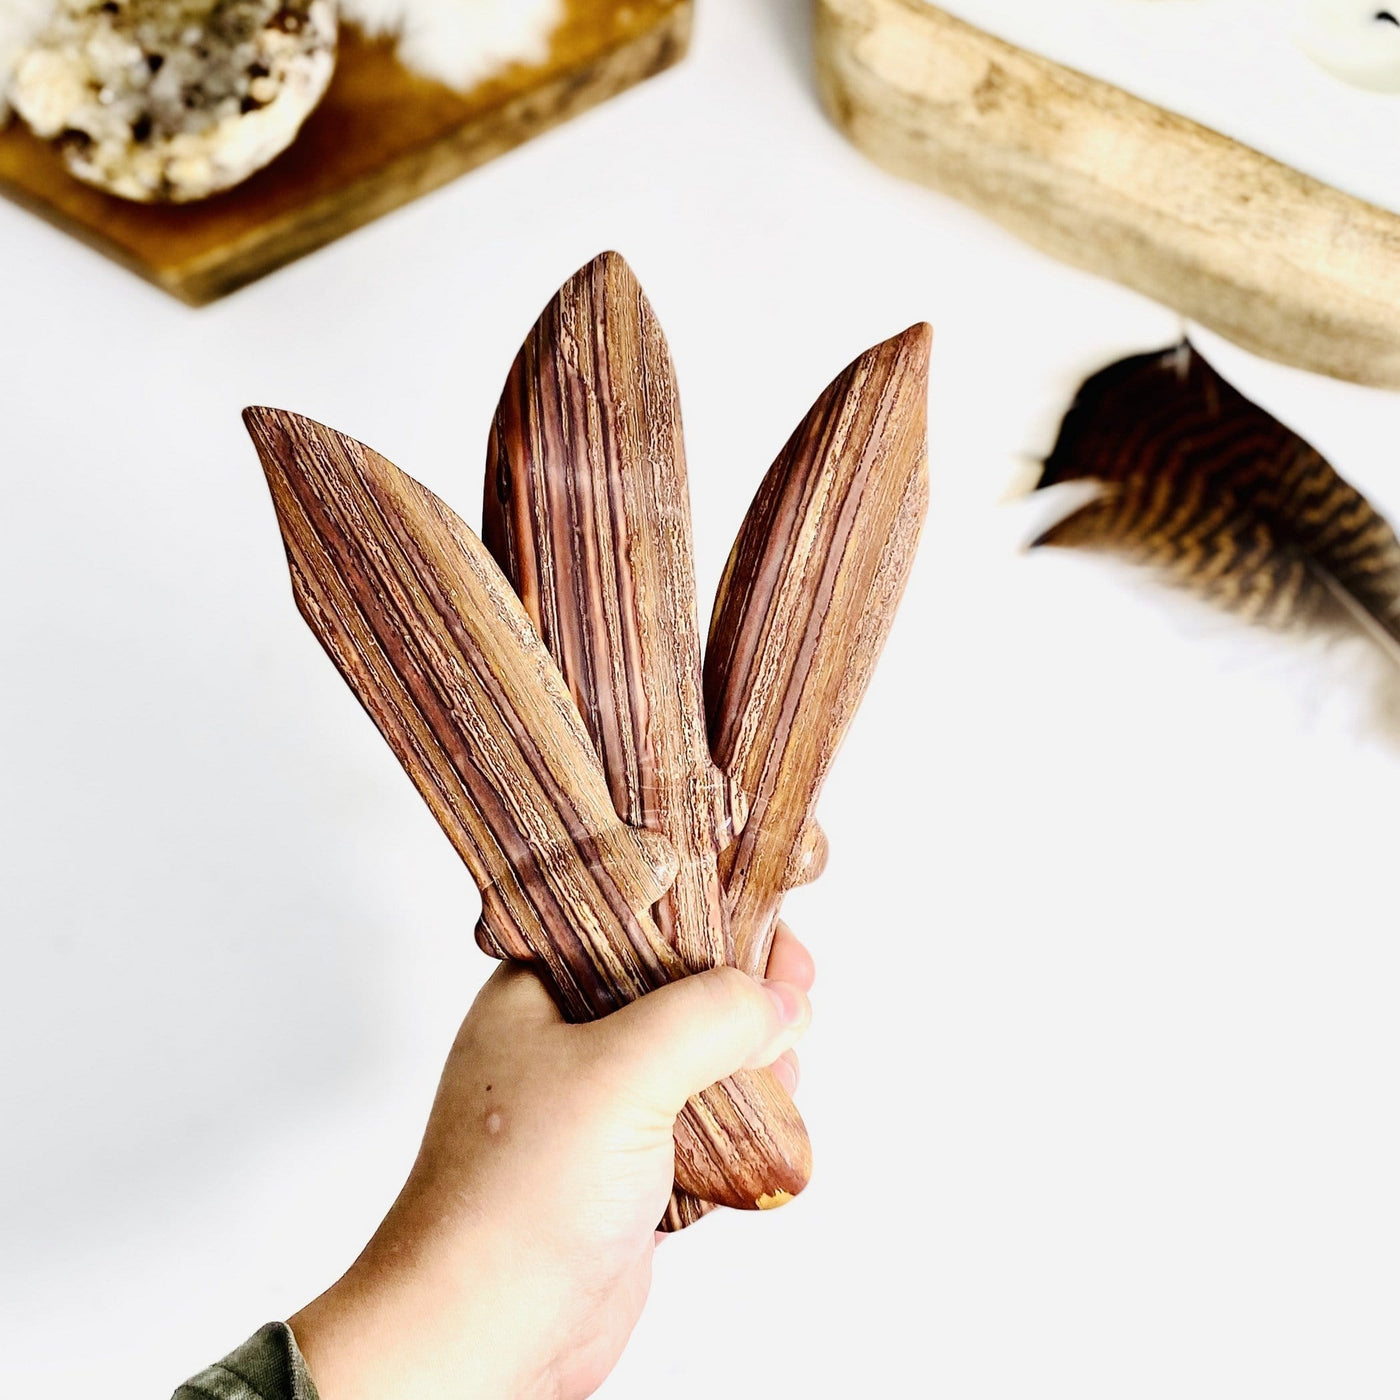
[245,253,929,1226]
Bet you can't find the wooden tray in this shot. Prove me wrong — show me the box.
[0,0,691,305]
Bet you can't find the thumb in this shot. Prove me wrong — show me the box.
[584,966,811,1114]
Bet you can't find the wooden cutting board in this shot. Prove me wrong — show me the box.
[0,0,691,305]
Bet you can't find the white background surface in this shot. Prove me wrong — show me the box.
[4,3,1400,1397]
[941,0,1400,212]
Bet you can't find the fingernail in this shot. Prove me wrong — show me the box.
[772,1054,799,1096]
[764,979,804,1026]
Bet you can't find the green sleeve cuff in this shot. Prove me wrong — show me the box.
[173,1322,318,1400]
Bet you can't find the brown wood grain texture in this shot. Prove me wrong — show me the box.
[706,324,931,977]
[484,251,770,1230]
[484,253,745,978]
[0,2,691,303]
[243,405,811,1211]
[658,1190,716,1232]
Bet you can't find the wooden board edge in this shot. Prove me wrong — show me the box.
[814,0,1400,390]
[0,172,195,303]
[177,5,693,304]
[1,3,692,307]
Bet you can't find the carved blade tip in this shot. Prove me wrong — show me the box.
[569,248,639,291]
[242,405,314,461]
[843,322,932,395]
[887,322,933,378]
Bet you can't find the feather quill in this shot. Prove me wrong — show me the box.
[1031,342,1400,668]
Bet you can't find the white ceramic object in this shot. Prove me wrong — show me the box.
[937,0,1397,212]
[1295,0,1400,92]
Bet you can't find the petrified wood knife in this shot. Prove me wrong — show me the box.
[484,251,770,1230]
[706,324,931,976]
[484,252,744,978]
[244,406,811,1211]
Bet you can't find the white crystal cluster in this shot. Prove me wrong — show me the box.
[0,0,59,121]
[9,0,337,202]
[3,0,565,203]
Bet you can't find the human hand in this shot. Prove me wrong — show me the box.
[288,924,815,1400]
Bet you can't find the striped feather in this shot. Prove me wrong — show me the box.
[1033,343,1400,665]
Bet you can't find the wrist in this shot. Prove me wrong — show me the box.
[290,1217,547,1400]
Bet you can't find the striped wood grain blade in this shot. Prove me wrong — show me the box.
[1033,343,1400,662]
[706,325,932,977]
[484,251,776,1230]
[244,407,812,1211]
[659,1190,716,1233]
[484,251,744,975]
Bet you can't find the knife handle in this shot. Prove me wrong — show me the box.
[474,905,810,1211]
